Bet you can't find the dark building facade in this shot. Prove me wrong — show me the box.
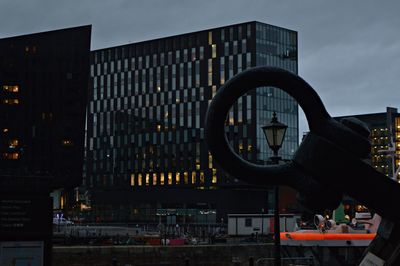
[0,26,91,206]
[334,107,400,216]
[335,107,400,180]
[85,22,298,223]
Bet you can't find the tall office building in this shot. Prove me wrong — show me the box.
[0,26,91,206]
[85,21,298,223]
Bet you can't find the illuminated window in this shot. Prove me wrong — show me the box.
[192,171,197,184]
[208,154,213,168]
[2,85,19,92]
[176,172,181,184]
[61,139,74,146]
[212,85,217,98]
[60,195,65,209]
[200,171,205,184]
[208,31,213,45]
[146,174,150,186]
[153,173,157,185]
[3,152,19,160]
[8,139,19,148]
[212,44,217,58]
[156,124,161,132]
[212,169,217,184]
[130,174,135,186]
[2,99,19,105]
[160,173,165,185]
[208,59,213,72]
[208,73,213,86]
[248,145,253,152]
[184,172,189,185]
[229,116,234,125]
[168,172,172,185]
[138,174,143,186]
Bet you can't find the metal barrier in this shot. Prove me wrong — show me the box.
[255,257,314,266]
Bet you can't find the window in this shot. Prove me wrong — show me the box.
[200,171,205,184]
[138,174,143,186]
[224,42,229,56]
[233,40,238,54]
[2,99,19,105]
[191,171,197,184]
[212,44,217,58]
[8,139,18,148]
[153,173,157,185]
[212,169,217,184]
[2,85,19,92]
[146,174,150,186]
[245,218,252,227]
[160,173,165,185]
[130,174,135,186]
[199,46,204,60]
[168,172,172,185]
[61,139,74,146]
[242,39,247,53]
[3,152,19,160]
[191,47,196,61]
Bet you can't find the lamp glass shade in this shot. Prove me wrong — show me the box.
[262,113,288,152]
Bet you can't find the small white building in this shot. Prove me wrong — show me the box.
[228,214,300,236]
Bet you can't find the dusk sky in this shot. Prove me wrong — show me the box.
[1,0,399,135]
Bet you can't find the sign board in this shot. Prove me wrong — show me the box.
[0,196,52,237]
[0,241,44,266]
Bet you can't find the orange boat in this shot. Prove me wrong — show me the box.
[281,232,376,246]
[280,213,380,247]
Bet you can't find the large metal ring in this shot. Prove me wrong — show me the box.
[205,67,332,186]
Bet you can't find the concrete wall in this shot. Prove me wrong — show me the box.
[53,244,274,266]
[53,244,366,266]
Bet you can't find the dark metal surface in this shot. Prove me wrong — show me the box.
[205,66,400,264]
[205,66,400,217]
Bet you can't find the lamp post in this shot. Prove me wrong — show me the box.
[261,112,287,266]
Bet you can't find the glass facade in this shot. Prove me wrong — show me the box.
[85,22,299,222]
[255,23,298,161]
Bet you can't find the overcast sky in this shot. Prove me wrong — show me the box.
[1,0,399,135]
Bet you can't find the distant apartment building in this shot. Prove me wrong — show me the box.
[334,107,400,216]
[85,21,299,223]
[0,26,91,209]
[335,107,400,180]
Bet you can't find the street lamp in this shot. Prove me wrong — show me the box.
[262,112,288,163]
[262,112,287,266]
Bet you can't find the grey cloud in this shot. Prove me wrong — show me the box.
[1,0,399,136]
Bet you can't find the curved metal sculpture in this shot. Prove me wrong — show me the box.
[205,66,400,264]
